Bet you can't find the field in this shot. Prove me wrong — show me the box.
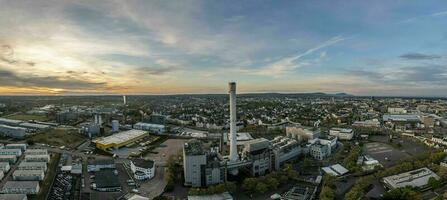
[28,128,86,148]
[5,113,49,121]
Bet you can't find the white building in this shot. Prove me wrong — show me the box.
[0,155,17,164]
[387,107,407,114]
[0,162,10,173]
[352,119,381,128]
[25,149,47,155]
[0,149,22,157]
[383,167,440,189]
[18,162,47,171]
[5,144,27,152]
[130,159,155,180]
[0,125,28,139]
[133,122,165,134]
[322,164,349,176]
[286,126,320,142]
[24,155,50,163]
[329,128,354,140]
[1,181,40,194]
[13,169,45,181]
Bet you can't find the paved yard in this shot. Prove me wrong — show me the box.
[144,139,187,166]
[363,142,409,167]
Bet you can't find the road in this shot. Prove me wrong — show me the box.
[138,165,167,199]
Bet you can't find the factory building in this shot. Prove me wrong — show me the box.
[18,123,50,131]
[329,128,354,140]
[271,136,301,170]
[0,162,10,173]
[183,140,226,187]
[94,129,147,151]
[92,169,121,192]
[1,181,40,194]
[286,126,320,142]
[0,118,22,126]
[242,138,272,176]
[130,158,155,180]
[24,155,50,163]
[111,120,120,132]
[87,159,115,172]
[80,122,101,138]
[18,162,47,171]
[383,168,440,189]
[307,137,337,160]
[0,155,17,164]
[13,169,45,181]
[0,125,27,139]
[0,149,22,157]
[133,122,165,134]
[6,144,28,152]
[25,148,47,155]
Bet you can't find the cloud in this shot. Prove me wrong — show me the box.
[400,10,447,23]
[254,36,345,76]
[0,68,106,90]
[399,53,441,60]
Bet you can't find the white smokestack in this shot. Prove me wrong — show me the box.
[229,82,238,162]
[123,95,127,105]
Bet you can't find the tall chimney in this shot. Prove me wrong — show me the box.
[229,82,238,162]
[123,95,127,105]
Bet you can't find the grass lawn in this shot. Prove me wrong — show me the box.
[28,128,86,149]
[30,153,61,200]
[5,114,49,121]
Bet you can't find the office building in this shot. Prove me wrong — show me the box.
[24,155,50,163]
[0,155,17,164]
[0,162,10,173]
[329,128,354,140]
[6,144,28,152]
[18,162,47,171]
[13,169,45,181]
[1,181,40,194]
[383,167,440,189]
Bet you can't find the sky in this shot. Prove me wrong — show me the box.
[0,0,446,96]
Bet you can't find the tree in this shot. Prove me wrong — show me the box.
[428,177,442,189]
[266,176,279,190]
[242,178,257,192]
[320,185,336,200]
[381,187,421,200]
[255,182,268,194]
[344,186,363,200]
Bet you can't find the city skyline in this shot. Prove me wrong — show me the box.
[1,0,447,96]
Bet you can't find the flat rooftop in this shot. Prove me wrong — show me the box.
[2,181,39,189]
[95,129,147,145]
[184,140,205,155]
[383,167,440,189]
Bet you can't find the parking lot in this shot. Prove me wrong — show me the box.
[144,139,187,166]
[363,142,409,167]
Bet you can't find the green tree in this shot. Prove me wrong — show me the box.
[242,178,257,192]
[428,177,442,189]
[381,187,421,200]
[255,182,268,194]
[320,185,336,200]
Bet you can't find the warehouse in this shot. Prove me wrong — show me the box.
[6,144,27,152]
[25,154,50,163]
[1,181,40,194]
[13,169,45,181]
[93,169,121,192]
[0,162,10,173]
[18,162,47,171]
[0,118,22,126]
[25,149,48,155]
[95,129,147,150]
[0,155,17,164]
[0,149,22,157]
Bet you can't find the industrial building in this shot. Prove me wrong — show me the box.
[271,136,302,170]
[0,149,22,157]
[307,137,337,160]
[18,162,47,171]
[25,148,47,155]
[94,129,147,150]
[24,154,50,163]
[92,169,121,192]
[329,128,354,140]
[133,122,165,134]
[0,118,22,126]
[6,144,28,152]
[0,162,10,173]
[183,140,226,187]
[87,159,115,172]
[111,120,120,132]
[0,125,27,139]
[322,164,349,176]
[0,155,17,164]
[286,126,320,142]
[13,169,45,181]
[382,167,440,189]
[130,158,155,180]
[1,181,40,194]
